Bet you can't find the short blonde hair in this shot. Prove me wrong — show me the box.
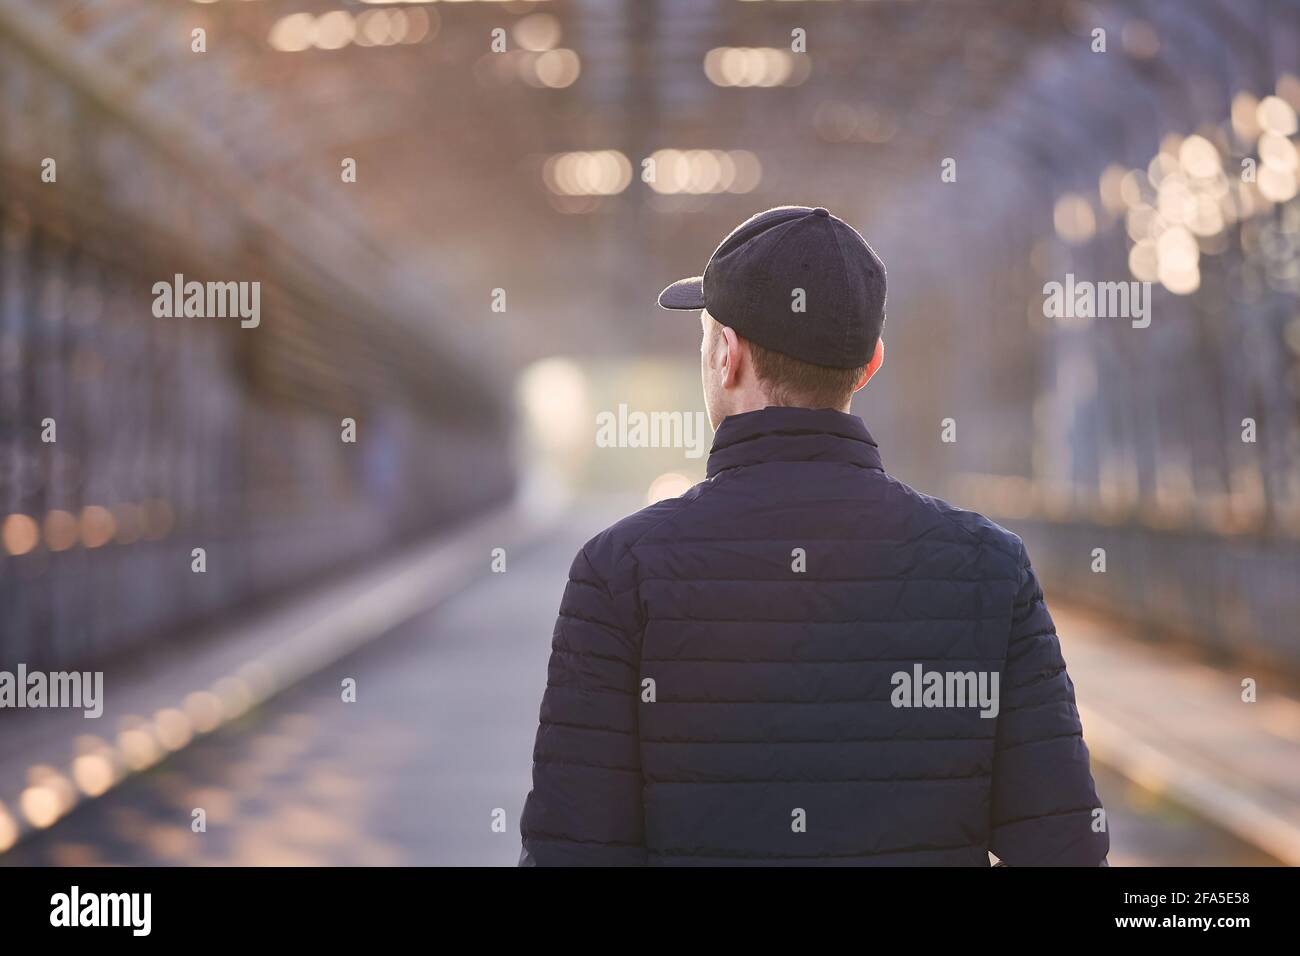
[747,339,866,409]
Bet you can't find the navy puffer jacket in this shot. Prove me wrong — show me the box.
[520,407,1108,866]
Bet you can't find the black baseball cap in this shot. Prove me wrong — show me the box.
[657,205,887,369]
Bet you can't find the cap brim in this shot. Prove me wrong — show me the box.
[657,276,706,310]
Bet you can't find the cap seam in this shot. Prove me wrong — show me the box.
[824,217,856,359]
[740,216,804,345]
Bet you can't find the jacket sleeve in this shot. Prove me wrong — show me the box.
[519,543,646,866]
[989,543,1110,866]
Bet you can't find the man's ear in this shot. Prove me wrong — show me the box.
[719,324,744,388]
[853,337,885,393]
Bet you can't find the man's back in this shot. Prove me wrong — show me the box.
[520,406,1109,866]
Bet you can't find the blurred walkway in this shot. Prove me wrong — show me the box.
[1058,607,1300,865]
[2,510,581,866]
[1,500,1286,866]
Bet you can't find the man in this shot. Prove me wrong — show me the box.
[520,205,1108,866]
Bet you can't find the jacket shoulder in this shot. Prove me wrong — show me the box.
[883,476,1026,567]
[578,480,713,581]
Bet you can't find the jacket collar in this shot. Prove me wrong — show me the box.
[706,406,884,479]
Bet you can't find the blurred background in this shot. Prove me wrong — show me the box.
[1,0,1299,866]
